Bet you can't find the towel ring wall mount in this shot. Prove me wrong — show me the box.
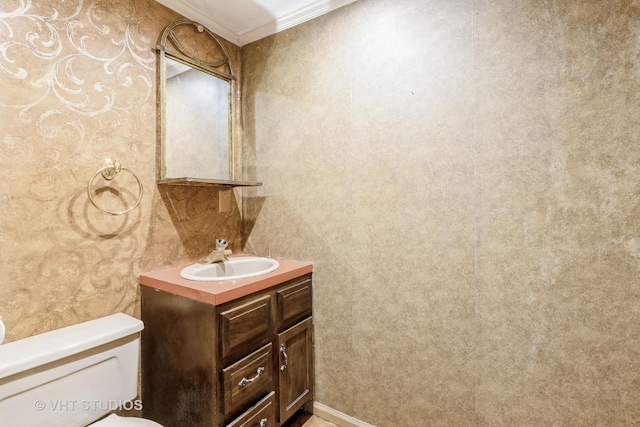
[87,157,143,215]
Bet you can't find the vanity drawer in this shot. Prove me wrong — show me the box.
[276,277,312,331]
[222,344,273,415]
[220,294,272,360]
[225,391,276,427]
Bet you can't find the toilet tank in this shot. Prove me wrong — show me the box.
[0,313,144,427]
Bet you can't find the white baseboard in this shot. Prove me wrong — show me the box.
[312,402,377,427]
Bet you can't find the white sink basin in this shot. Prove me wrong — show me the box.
[180,257,280,281]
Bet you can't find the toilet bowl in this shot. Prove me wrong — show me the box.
[0,313,163,427]
[92,414,162,426]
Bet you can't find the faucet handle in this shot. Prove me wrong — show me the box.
[216,239,228,250]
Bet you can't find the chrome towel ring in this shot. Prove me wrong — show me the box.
[87,157,143,215]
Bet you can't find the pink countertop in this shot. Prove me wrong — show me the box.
[139,257,313,306]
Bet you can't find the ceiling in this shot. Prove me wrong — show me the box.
[155,0,358,46]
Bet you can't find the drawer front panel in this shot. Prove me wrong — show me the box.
[276,277,312,331]
[225,391,276,427]
[222,344,274,415]
[220,295,272,359]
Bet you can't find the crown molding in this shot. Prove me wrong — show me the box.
[155,0,357,47]
[238,0,357,46]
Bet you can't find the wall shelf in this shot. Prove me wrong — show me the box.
[157,178,262,187]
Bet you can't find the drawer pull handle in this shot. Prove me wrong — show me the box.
[259,418,268,427]
[280,343,288,373]
[238,366,265,387]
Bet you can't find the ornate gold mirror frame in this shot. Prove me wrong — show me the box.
[157,19,261,187]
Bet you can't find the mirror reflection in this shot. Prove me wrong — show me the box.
[164,56,231,181]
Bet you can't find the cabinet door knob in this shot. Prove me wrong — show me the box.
[259,418,268,427]
[238,366,265,387]
[280,343,288,372]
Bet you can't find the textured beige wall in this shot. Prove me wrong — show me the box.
[0,1,242,342]
[242,0,640,425]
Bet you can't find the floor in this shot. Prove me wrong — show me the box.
[284,411,338,427]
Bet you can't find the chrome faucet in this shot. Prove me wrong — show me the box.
[201,238,232,263]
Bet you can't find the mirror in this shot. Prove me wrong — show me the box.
[157,20,260,187]
[164,56,230,181]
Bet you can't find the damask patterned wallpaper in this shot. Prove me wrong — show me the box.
[0,0,243,341]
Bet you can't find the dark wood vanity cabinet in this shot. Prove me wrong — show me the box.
[140,274,313,427]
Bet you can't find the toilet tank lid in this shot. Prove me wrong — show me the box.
[0,313,143,380]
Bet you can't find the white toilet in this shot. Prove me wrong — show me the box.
[0,313,163,427]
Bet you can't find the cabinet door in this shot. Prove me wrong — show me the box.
[277,317,314,423]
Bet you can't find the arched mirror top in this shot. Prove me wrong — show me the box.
[158,19,235,82]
